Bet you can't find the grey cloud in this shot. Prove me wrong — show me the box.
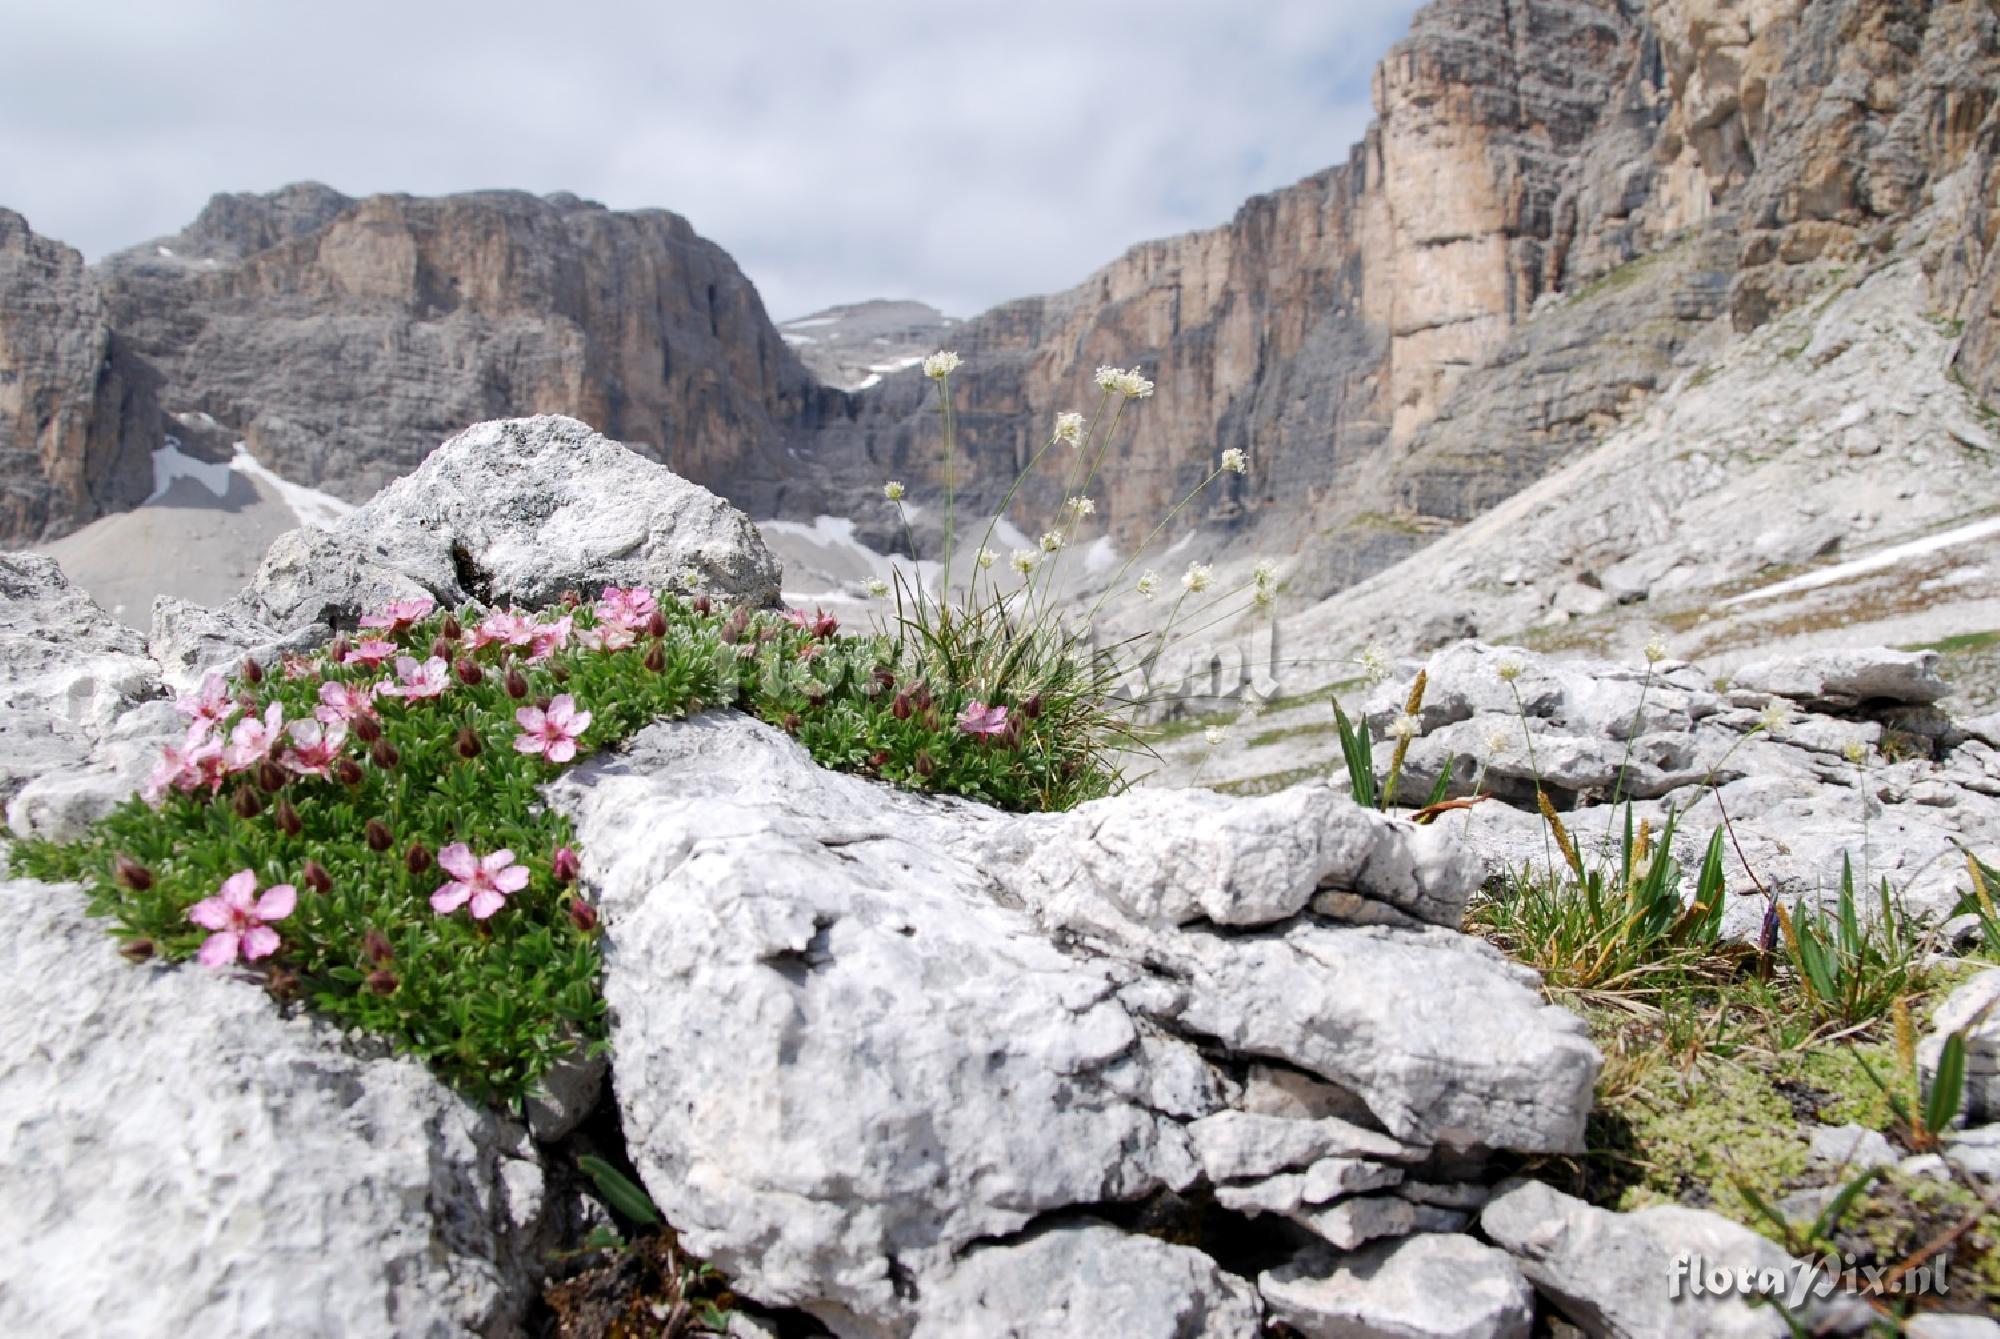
[0,0,1422,318]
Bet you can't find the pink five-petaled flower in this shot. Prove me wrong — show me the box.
[385,655,450,700]
[956,701,1010,736]
[527,615,573,663]
[597,586,657,627]
[315,678,381,726]
[283,718,347,778]
[431,844,530,920]
[513,694,592,764]
[341,638,398,668]
[188,870,296,967]
[174,672,232,725]
[224,703,286,770]
[144,720,222,804]
[471,608,539,652]
[359,595,436,634]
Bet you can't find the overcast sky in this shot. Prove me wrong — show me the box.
[1,0,1423,320]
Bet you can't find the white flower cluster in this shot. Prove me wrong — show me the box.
[1011,550,1039,577]
[1182,562,1214,594]
[923,350,961,379]
[1220,448,1248,475]
[883,480,905,502]
[1053,411,1086,447]
[1358,643,1392,686]
[1063,495,1096,519]
[1093,365,1155,399]
[1038,531,1065,553]
[1136,570,1161,600]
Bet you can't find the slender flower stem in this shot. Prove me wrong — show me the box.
[1085,466,1228,628]
[939,376,958,599]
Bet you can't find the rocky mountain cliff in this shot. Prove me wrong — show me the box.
[3,0,1996,607]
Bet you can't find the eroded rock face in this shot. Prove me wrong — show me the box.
[0,877,548,1338]
[1259,1234,1535,1339]
[0,210,160,544]
[549,713,1599,1337]
[236,415,783,632]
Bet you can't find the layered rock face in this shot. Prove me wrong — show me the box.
[92,185,822,516]
[0,211,159,542]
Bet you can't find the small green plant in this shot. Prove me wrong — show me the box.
[1952,849,2000,959]
[1776,855,1933,1027]
[1855,998,1986,1156]
[579,1154,662,1227]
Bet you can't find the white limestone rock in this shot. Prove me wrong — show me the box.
[1259,1235,1534,1339]
[238,415,783,631]
[1732,648,1951,710]
[0,878,547,1338]
[1919,969,2000,1127]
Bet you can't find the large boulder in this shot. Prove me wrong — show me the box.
[0,877,549,1337]
[550,714,1599,1337]
[236,415,783,632]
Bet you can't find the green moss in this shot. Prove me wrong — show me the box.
[1907,629,2000,656]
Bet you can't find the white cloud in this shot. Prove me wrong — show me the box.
[0,0,1423,318]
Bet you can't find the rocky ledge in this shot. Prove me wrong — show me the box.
[2,416,1987,1337]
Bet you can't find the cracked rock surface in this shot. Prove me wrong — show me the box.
[551,713,1600,1337]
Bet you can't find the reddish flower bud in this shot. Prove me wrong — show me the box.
[257,760,288,793]
[370,738,400,769]
[868,751,889,769]
[364,968,400,996]
[914,749,936,779]
[362,928,394,964]
[113,855,153,892]
[454,726,483,759]
[643,642,667,674]
[240,656,264,686]
[561,589,582,609]
[266,967,302,1001]
[552,846,581,884]
[441,613,462,640]
[781,712,801,734]
[303,859,333,894]
[812,611,839,639]
[551,663,571,684]
[454,658,483,687]
[872,666,897,689]
[430,636,451,660]
[120,937,156,963]
[273,798,303,838]
[892,692,913,721]
[535,693,552,712]
[335,758,365,788]
[1022,693,1043,720]
[231,786,263,819]
[911,682,933,710]
[352,713,383,744]
[365,818,394,852]
[646,610,667,638]
[505,667,529,700]
[405,841,432,875]
[567,898,599,933]
[329,634,351,663]
[922,706,940,732]
[692,595,713,616]
[719,608,750,644]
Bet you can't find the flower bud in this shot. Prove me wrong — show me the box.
[505,667,529,699]
[536,693,553,712]
[329,634,351,663]
[892,692,913,721]
[365,818,394,852]
[781,712,801,735]
[567,898,599,933]
[914,750,936,779]
[113,855,153,892]
[454,657,483,686]
[872,666,897,689]
[561,589,581,609]
[646,610,667,638]
[644,642,667,674]
[922,706,940,732]
[1022,693,1043,720]
[362,928,394,964]
[693,595,712,616]
[257,759,288,793]
[430,636,451,660]
[335,758,365,788]
[454,725,483,759]
[241,656,264,686]
[120,937,156,963]
[441,613,462,640]
[404,841,432,875]
[231,786,263,819]
[370,738,400,769]
[911,683,933,710]
[868,750,888,769]
[273,798,303,838]
[352,713,383,744]
[303,859,333,894]
[364,968,399,996]
[551,663,571,684]
[266,966,302,1001]
[552,846,581,884]
[719,608,749,644]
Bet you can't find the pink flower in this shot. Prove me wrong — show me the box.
[175,672,232,725]
[597,586,657,626]
[283,718,347,778]
[471,609,539,652]
[188,870,296,966]
[281,654,318,681]
[145,720,219,804]
[343,639,398,668]
[385,655,449,700]
[552,846,582,884]
[513,694,592,764]
[783,607,839,639]
[956,701,1010,736]
[224,703,286,770]
[316,679,381,726]
[431,844,530,919]
[577,622,637,652]
[527,615,573,663]
[359,595,436,634]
